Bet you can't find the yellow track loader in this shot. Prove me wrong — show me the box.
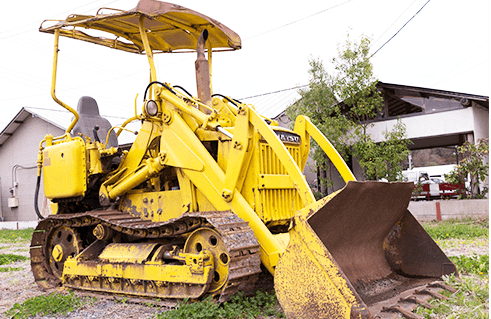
[31,1,457,317]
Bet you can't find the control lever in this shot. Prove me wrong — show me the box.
[93,125,101,143]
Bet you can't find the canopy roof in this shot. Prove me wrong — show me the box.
[39,0,241,54]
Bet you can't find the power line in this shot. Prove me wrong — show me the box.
[432,42,487,87]
[0,0,121,40]
[370,0,418,48]
[371,0,431,56]
[240,85,307,100]
[244,0,355,41]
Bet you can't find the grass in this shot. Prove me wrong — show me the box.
[450,254,489,276]
[0,266,23,272]
[5,291,96,319]
[0,253,29,272]
[433,238,488,250]
[156,290,284,319]
[416,218,489,318]
[0,253,29,265]
[0,228,34,243]
[416,274,489,319]
[422,217,488,240]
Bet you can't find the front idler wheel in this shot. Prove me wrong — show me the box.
[184,227,230,293]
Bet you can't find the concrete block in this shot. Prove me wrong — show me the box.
[0,221,38,230]
[408,199,489,221]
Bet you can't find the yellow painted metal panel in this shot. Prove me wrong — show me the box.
[257,175,294,189]
[275,215,362,319]
[63,260,212,285]
[249,109,314,206]
[99,243,159,263]
[120,190,184,222]
[160,129,205,171]
[43,138,86,199]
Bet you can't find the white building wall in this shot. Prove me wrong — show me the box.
[367,107,477,143]
[472,106,489,141]
[0,116,63,221]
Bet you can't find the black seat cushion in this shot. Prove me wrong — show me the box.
[72,96,118,148]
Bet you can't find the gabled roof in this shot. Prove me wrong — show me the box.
[270,82,489,121]
[0,107,139,148]
[377,82,489,115]
[378,82,489,104]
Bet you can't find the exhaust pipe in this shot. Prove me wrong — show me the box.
[196,29,212,114]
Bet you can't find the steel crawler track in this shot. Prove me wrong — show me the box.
[30,209,262,302]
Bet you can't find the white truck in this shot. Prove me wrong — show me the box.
[402,165,462,200]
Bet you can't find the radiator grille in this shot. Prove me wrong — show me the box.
[257,143,303,222]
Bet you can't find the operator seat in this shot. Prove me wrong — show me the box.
[72,96,118,148]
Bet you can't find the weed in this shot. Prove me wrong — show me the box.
[450,254,489,275]
[416,274,489,318]
[422,217,488,240]
[5,291,96,319]
[435,238,488,250]
[157,290,284,319]
[114,296,128,304]
[0,229,34,243]
[0,266,23,272]
[0,253,29,265]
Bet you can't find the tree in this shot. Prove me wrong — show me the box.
[446,138,489,199]
[353,119,411,181]
[286,58,353,195]
[286,33,411,195]
[331,34,383,139]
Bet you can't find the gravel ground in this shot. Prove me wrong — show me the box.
[0,236,488,319]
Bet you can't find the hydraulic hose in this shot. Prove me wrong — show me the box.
[174,85,194,98]
[211,94,240,106]
[143,81,176,101]
[34,175,44,220]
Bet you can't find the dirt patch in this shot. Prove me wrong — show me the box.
[440,238,489,257]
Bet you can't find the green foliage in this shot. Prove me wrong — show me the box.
[115,296,128,304]
[332,34,383,129]
[0,266,23,272]
[5,291,96,319]
[416,274,489,319]
[287,33,410,192]
[446,138,489,199]
[353,119,411,181]
[0,228,34,243]
[157,290,284,319]
[450,254,488,275]
[0,253,29,265]
[422,218,489,240]
[417,218,489,318]
[286,57,352,193]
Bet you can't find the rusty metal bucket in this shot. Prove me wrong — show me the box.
[275,181,457,318]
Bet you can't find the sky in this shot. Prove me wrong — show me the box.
[0,0,489,129]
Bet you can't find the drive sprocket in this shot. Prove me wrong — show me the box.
[46,225,83,280]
